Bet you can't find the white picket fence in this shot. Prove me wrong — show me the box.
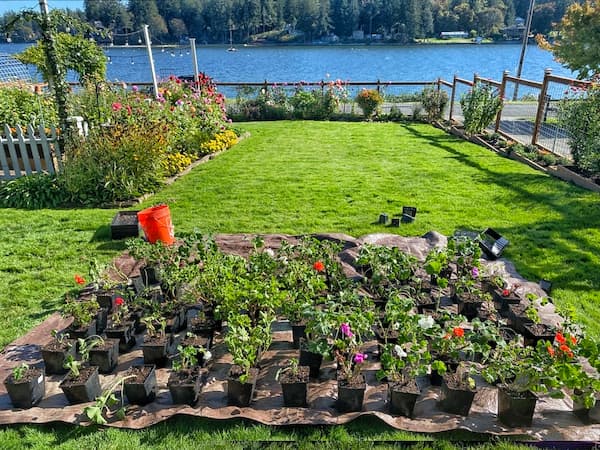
[0,124,63,180]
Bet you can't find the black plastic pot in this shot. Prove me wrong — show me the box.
[497,386,537,427]
[290,322,307,349]
[299,343,323,379]
[142,336,171,368]
[279,365,309,407]
[60,366,102,404]
[456,298,483,321]
[167,367,202,406]
[95,308,109,334]
[3,368,45,409]
[41,339,76,375]
[105,322,136,353]
[140,266,161,286]
[68,320,97,341]
[88,339,120,374]
[522,323,556,348]
[124,364,157,406]
[438,375,476,416]
[336,375,366,413]
[227,366,258,407]
[389,381,420,417]
[189,318,216,343]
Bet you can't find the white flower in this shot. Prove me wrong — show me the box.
[418,315,435,330]
[392,322,400,330]
[203,350,212,362]
[394,345,407,358]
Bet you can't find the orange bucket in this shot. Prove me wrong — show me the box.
[137,204,175,245]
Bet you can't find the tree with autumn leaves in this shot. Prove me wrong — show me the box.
[538,1,600,79]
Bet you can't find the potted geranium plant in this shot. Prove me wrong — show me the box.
[377,313,434,417]
[277,239,328,348]
[224,311,274,407]
[332,321,369,413]
[62,295,100,340]
[482,339,546,427]
[104,296,136,352]
[167,342,204,406]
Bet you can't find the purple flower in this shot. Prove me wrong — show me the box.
[132,85,139,92]
[353,353,367,364]
[471,267,479,278]
[340,323,353,338]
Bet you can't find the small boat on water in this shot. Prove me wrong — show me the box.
[227,28,237,52]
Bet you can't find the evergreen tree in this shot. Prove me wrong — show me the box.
[128,0,168,38]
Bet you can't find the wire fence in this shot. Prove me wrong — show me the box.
[0,53,33,84]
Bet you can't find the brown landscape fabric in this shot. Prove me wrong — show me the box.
[1,232,599,441]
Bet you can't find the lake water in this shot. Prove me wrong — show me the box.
[0,42,574,86]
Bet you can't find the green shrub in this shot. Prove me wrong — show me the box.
[420,87,449,121]
[0,174,68,209]
[460,82,503,135]
[61,123,167,205]
[0,86,57,130]
[559,84,600,176]
[355,89,384,118]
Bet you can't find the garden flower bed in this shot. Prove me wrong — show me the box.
[0,232,598,440]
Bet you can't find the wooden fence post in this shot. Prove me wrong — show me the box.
[532,68,552,147]
[495,70,509,133]
[449,74,458,122]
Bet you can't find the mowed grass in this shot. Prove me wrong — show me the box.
[1,120,599,445]
[151,121,600,336]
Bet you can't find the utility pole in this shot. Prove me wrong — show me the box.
[513,0,535,100]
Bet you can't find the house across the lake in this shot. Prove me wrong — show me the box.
[439,31,469,39]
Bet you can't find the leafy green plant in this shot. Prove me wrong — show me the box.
[0,86,57,127]
[460,82,503,135]
[11,363,29,382]
[275,358,301,381]
[355,89,384,118]
[0,174,69,209]
[225,311,275,383]
[558,83,600,176]
[172,343,199,372]
[63,335,104,377]
[356,244,417,298]
[420,87,449,121]
[17,32,106,87]
[61,123,167,205]
[376,312,434,384]
[62,296,100,329]
[83,374,134,425]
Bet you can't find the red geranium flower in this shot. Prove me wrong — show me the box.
[555,332,566,345]
[313,261,325,272]
[452,327,464,338]
[74,274,85,285]
[547,345,555,357]
[115,297,125,307]
[570,335,577,345]
[502,289,510,297]
[559,344,574,358]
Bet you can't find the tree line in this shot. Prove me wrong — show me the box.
[0,0,582,45]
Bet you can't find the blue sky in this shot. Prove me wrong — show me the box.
[0,1,84,15]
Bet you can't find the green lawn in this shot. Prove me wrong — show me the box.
[1,120,599,446]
